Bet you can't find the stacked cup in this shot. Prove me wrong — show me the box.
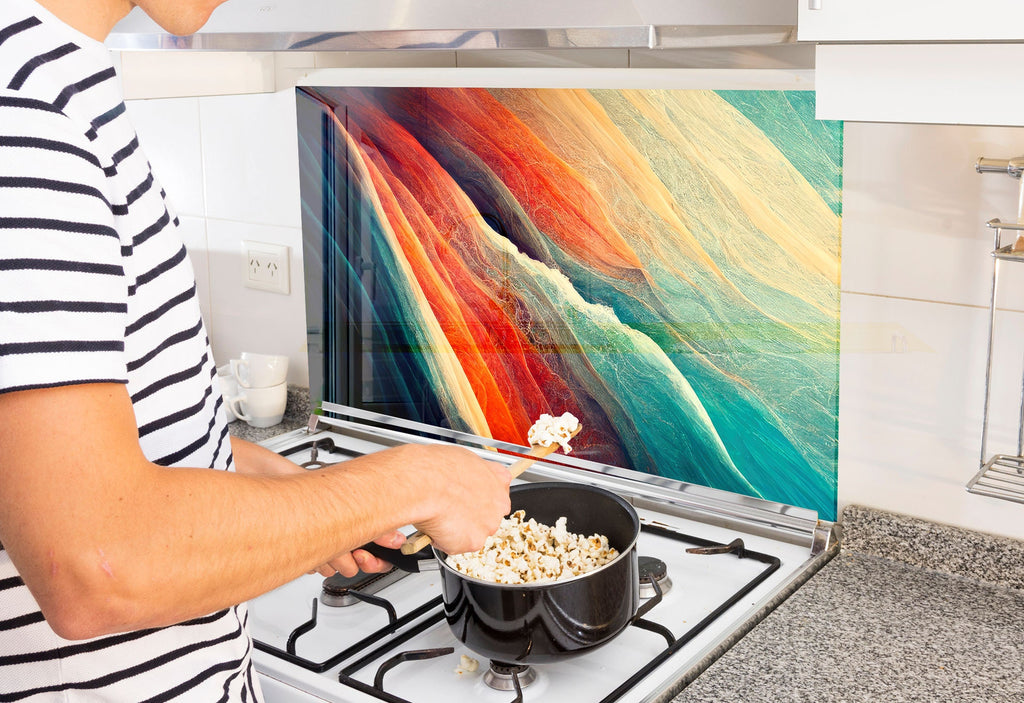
[223,352,289,428]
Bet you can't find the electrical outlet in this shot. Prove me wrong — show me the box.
[242,241,290,294]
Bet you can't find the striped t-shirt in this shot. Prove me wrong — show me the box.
[0,0,261,699]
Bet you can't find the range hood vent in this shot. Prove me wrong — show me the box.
[107,0,797,52]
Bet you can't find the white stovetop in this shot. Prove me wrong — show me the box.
[248,423,830,703]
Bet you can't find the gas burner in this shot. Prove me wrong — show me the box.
[300,439,339,469]
[638,555,673,599]
[275,436,361,469]
[320,567,407,607]
[483,661,538,691]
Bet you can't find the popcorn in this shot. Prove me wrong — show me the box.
[527,412,580,453]
[454,654,479,675]
[445,510,618,584]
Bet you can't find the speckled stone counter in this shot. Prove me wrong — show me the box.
[839,504,1024,591]
[227,385,311,444]
[672,506,1024,702]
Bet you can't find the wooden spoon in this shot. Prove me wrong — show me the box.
[399,425,582,555]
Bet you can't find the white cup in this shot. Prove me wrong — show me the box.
[216,364,239,421]
[226,382,288,428]
[231,352,289,389]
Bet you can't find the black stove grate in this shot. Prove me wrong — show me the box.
[596,526,780,703]
[254,595,443,675]
[253,524,781,702]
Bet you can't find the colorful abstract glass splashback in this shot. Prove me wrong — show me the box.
[296,86,842,520]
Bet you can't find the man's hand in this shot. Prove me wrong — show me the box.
[312,529,405,577]
[403,445,512,556]
[227,437,512,576]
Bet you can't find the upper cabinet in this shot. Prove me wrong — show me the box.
[798,0,1024,42]
[801,1,1024,126]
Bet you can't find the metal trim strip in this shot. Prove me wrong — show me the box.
[106,26,655,51]
[105,25,797,52]
[311,403,830,552]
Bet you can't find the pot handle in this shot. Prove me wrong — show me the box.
[359,542,438,573]
[631,573,665,623]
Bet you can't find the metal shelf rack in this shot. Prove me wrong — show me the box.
[968,158,1024,504]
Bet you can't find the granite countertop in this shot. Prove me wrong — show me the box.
[672,505,1024,702]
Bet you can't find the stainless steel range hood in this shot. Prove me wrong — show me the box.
[106,0,797,52]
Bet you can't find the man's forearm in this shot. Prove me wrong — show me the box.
[231,434,305,476]
[72,447,426,636]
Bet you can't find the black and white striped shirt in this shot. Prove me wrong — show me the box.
[0,0,260,699]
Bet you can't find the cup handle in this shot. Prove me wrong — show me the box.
[230,358,250,388]
[226,394,251,422]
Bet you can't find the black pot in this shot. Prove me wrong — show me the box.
[364,482,645,664]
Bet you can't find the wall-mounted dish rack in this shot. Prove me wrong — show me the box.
[968,156,1024,504]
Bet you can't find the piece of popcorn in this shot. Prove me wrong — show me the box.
[457,654,478,673]
[526,412,580,453]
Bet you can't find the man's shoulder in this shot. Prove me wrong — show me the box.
[1,87,86,137]
[0,87,106,175]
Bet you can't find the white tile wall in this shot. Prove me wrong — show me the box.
[841,121,1024,539]
[123,58,1024,538]
[839,293,1024,538]
[842,122,1024,309]
[119,51,276,99]
[199,92,302,229]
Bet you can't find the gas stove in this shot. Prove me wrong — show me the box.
[248,407,836,703]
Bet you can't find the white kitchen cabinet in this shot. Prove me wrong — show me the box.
[814,43,1024,126]
[799,1,1024,125]
[798,0,1024,42]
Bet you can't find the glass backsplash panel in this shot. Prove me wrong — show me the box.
[297,86,842,520]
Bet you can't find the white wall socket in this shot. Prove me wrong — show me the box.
[242,240,290,295]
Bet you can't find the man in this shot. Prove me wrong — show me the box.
[0,0,512,699]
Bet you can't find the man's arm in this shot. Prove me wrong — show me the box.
[0,382,511,640]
